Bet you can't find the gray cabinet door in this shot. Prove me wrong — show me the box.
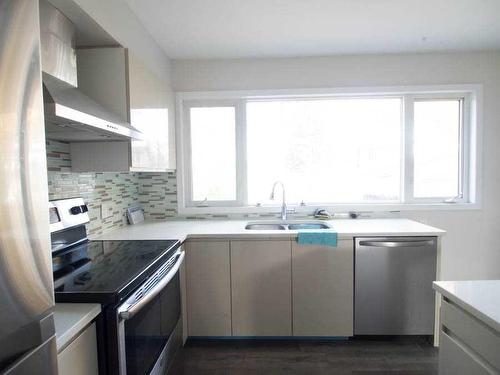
[128,52,172,171]
[292,240,354,336]
[231,240,292,336]
[57,324,98,375]
[185,241,232,336]
[71,49,175,172]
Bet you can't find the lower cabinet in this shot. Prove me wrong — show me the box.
[185,240,232,336]
[292,240,354,336]
[438,298,500,375]
[57,323,98,375]
[231,240,292,336]
[439,331,492,375]
[184,238,355,338]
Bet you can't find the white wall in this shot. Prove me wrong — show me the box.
[69,0,171,85]
[172,51,500,281]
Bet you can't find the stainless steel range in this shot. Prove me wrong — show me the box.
[50,198,184,375]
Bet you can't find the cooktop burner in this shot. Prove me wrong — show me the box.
[53,239,180,305]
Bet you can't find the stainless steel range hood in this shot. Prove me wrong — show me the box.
[40,0,142,142]
[43,74,143,141]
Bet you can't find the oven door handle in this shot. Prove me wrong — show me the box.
[118,250,185,320]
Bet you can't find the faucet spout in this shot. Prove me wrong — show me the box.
[270,181,291,220]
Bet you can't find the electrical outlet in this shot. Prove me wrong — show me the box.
[101,203,112,219]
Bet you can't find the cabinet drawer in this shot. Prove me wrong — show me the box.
[57,323,98,375]
[441,299,500,371]
[439,329,494,375]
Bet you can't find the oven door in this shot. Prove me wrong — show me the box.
[117,249,184,375]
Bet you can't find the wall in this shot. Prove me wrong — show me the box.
[137,172,177,220]
[43,0,180,237]
[172,51,500,281]
[43,0,178,236]
[47,135,321,226]
[60,0,171,84]
[47,140,176,236]
[47,136,300,237]
[53,0,177,165]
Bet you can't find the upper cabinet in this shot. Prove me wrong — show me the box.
[71,47,175,172]
[128,52,172,171]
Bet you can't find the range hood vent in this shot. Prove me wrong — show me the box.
[40,0,142,142]
[43,74,143,141]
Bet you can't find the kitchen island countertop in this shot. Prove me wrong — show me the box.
[433,280,500,333]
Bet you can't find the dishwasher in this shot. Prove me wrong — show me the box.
[354,237,437,335]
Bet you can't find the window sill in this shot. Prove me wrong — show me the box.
[178,202,481,216]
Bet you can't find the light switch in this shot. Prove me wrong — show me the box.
[101,203,113,219]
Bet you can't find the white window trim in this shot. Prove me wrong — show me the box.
[404,93,471,204]
[176,84,482,215]
[181,99,246,208]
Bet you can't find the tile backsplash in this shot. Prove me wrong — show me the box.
[46,139,176,236]
[48,171,140,236]
[138,173,177,220]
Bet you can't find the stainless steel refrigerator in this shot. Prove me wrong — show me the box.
[0,0,58,373]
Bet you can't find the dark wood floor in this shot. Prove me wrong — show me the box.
[170,336,438,375]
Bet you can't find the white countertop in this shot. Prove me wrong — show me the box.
[53,303,101,351]
[433,280,500,333]
[94,218,445,242]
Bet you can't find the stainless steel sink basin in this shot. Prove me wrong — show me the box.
[245,221,332,231]
[287,222,331,230]
[245,223,287,230]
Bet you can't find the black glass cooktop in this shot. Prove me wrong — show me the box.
[53,240,180,305]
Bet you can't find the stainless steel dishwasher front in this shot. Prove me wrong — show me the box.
[354,237,437,335]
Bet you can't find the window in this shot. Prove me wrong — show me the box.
[190,107,236,201]
[413,99,463,199]
[188,105,237,203]
[246,98,402,204]
[178,87,478,212]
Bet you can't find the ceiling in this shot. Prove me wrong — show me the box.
[124,0,500,60]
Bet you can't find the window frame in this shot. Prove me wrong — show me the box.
[182,99,247,208]
[176,85,482,215]
[403,93,471,204]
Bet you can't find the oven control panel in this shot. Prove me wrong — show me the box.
[49,197,90,233]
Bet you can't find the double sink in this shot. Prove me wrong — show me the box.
[245,221,332,231]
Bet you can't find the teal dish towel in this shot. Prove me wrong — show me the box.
[297,231,338,247]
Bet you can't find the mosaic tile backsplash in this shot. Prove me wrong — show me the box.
[138,173,177,220]
[46,139,177,236]
[48,171,140,236]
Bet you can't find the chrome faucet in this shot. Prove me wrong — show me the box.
[270,181,295,220]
